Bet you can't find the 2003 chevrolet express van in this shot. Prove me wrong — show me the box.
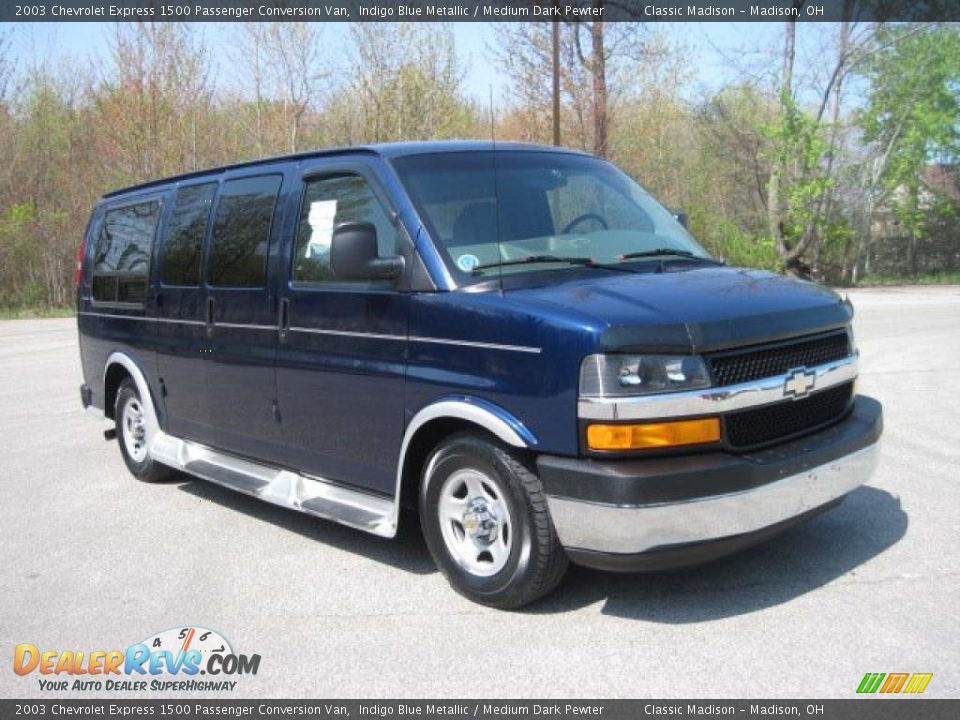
[77,142,883,608]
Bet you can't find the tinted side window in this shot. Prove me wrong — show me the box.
[162,182,216,286]
[294,175,396,283]
[208,175,282,287]
[92,200,160,304]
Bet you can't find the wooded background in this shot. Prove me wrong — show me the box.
[0,18,958,311]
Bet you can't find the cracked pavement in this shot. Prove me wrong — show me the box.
[1,285,957,698]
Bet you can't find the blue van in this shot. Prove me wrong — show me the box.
[77,142,882,608]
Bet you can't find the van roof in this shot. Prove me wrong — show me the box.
[102,140,588,199]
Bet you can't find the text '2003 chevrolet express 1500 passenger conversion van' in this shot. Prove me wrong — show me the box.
[78,142,883,608]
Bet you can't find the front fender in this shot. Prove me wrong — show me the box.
[384,395,538,537]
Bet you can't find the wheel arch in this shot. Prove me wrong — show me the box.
[395,397,537,518]
[103,364,130,420]
[103,352,162,439]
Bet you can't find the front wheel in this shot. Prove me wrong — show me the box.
[419,432,568,609]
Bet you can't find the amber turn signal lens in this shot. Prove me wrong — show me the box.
[586,418,721,450]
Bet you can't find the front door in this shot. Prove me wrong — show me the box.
[276,165,408,496]
[203,173,286,463]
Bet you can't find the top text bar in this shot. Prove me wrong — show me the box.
[1,1,957,24]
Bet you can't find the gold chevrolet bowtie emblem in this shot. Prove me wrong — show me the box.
[784,368,816,399]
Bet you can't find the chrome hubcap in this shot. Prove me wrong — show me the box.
[122,399,148,463]
[438,468,513,577]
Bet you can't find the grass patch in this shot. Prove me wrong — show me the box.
[0,306,76,320]
[857,272,960,286]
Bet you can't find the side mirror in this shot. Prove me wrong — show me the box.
[330,222,404,281]
[671,209,689,229]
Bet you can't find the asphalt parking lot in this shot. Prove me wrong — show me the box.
[1,286,958,699]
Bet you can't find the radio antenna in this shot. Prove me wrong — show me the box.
[489,85,504,293]
[489,84,496,146]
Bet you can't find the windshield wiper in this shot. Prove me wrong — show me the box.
[471,255,599,273]
[619,248,724,264]
[469,250,719,275]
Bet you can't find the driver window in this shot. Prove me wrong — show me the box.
[294,174,396,283]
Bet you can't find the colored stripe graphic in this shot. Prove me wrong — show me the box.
[879,673,909,693]
[857,673,885,693]
[857,672,933,694]
[903,673,933,694]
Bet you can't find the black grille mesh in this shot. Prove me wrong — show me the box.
[708,331,850,387]
[725,382,854,449]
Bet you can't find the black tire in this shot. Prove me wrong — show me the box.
[419,432,568,609]
[115,378,172,483]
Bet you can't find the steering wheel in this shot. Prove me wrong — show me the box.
[561,213,609,234]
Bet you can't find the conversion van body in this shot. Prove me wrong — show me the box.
[78,142,882,607]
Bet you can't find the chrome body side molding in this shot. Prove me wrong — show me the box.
[82,311,152,321]
[96,356,395,537]
[149,433,395,537]
[147,398,535,540]
[80,312,541,353]
[289,325,542,354]
[578,355,858,421]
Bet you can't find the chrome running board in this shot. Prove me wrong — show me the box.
[149,433,397,537]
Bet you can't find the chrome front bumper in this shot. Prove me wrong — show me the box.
[546,431,881,558]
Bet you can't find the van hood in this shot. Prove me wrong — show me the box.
[509,266,852,353]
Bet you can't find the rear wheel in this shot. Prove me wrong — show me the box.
[115,378,172,482]
[420,432,568,609]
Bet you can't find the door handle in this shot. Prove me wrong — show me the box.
[205,296,214,335]
[278,298,290,340]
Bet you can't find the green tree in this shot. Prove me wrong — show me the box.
[344,24,477,143]
[11,68,83,307]
[858,25,960,274]
[91,22,213,185]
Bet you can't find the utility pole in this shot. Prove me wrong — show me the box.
[552,19,561,146]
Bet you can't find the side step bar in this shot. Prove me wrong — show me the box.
[149,433,397,538]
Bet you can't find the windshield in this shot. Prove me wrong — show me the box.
[391,150,712,283]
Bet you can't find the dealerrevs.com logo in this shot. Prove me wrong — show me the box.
[13,626,260,692]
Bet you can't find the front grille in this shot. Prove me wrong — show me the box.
[707,331,850,386]
[725,382,854,449]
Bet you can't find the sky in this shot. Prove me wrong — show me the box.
[5,21,789,105]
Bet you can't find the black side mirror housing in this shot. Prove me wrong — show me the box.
[671,209,689,229]
[330,222,404,281]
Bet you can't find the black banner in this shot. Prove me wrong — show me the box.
[1,1,958,24]
[1,700,959,719]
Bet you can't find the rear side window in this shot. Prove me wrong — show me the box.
[92,200,160,304]
[208,175,282,287]
[161,182,217,286]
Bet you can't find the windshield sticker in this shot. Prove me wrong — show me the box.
[456,254,480,272]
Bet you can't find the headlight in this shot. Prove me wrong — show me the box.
[579,354,711,397]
